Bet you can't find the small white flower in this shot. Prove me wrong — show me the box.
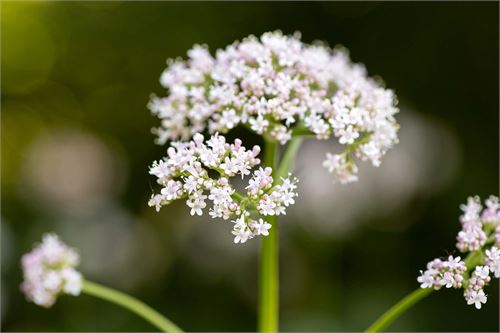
[183,175,199,194]
[220,109,240,129]
[417,270,435,289]
[475,266,490,280]
[220,156,239,176]
[465,289,487,309]
[161,180,182,200]
[186,192,207,216]
[148,194,165,212]
[246,167,273,196]
[456,222,486,252]
[249,115,269,134]
[252,219,272,236]
[258,195,277,216]
[233,214,246,228]
[322,153,358,184]
[460,196,482,224]
[232,226,252,244]
[338,125,359,144]
[485,246,500,278]
[440,271,455,288]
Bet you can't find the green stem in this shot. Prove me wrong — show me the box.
[259,140,279,332]
[291,126,314,137]
[82,279,183,333]
[258,138,304,332]
[364,288,433,332]
[364,249,484,332]
[277,137,303,179]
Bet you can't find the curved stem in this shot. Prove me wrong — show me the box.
[82,279,183,333]
[364,249,484,332]
[259,140,279,332]
[364,288,433,332]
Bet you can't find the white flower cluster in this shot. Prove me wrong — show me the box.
[21,234,82,308]
[457,195,500,251]
[149,31,399,184]
[417,256,466,290]
[464,266,491,309]
[148,133,298,243]
[417,195,500,309]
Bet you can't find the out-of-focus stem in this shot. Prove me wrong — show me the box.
[82,279,183,333]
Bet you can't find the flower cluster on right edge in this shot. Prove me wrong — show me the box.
[417,195,500,309]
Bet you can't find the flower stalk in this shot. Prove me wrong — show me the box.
[259,140,280,332]
[365,214,499,333]
[82,279,183,333]
[364,288,433,332]
[364,253,471,332]
[258,137,303,332]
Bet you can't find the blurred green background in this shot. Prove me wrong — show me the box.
[1,1,499,332]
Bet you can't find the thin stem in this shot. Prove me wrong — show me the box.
[277,137,303,179]
[259,140,279,332]
[82,279,183,333]
[364,288,433,332]
[364,249,484,332]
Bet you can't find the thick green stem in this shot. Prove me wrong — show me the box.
[364,249,485,332]
[364,288,433,332]
[82,279,183,333]
[258,138,304,332]
[259,140,280,332]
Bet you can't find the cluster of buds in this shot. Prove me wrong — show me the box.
[148,133,298,243]
[149,31,399,184]
[417,195,500,309]
[21,234,82,307]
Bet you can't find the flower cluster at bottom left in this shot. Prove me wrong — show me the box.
[21,233,82,307]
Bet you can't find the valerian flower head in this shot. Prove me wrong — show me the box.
[149,31,399,183]
[21,234,82,308]
[148,133,298,244]
[417,195,500,309]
